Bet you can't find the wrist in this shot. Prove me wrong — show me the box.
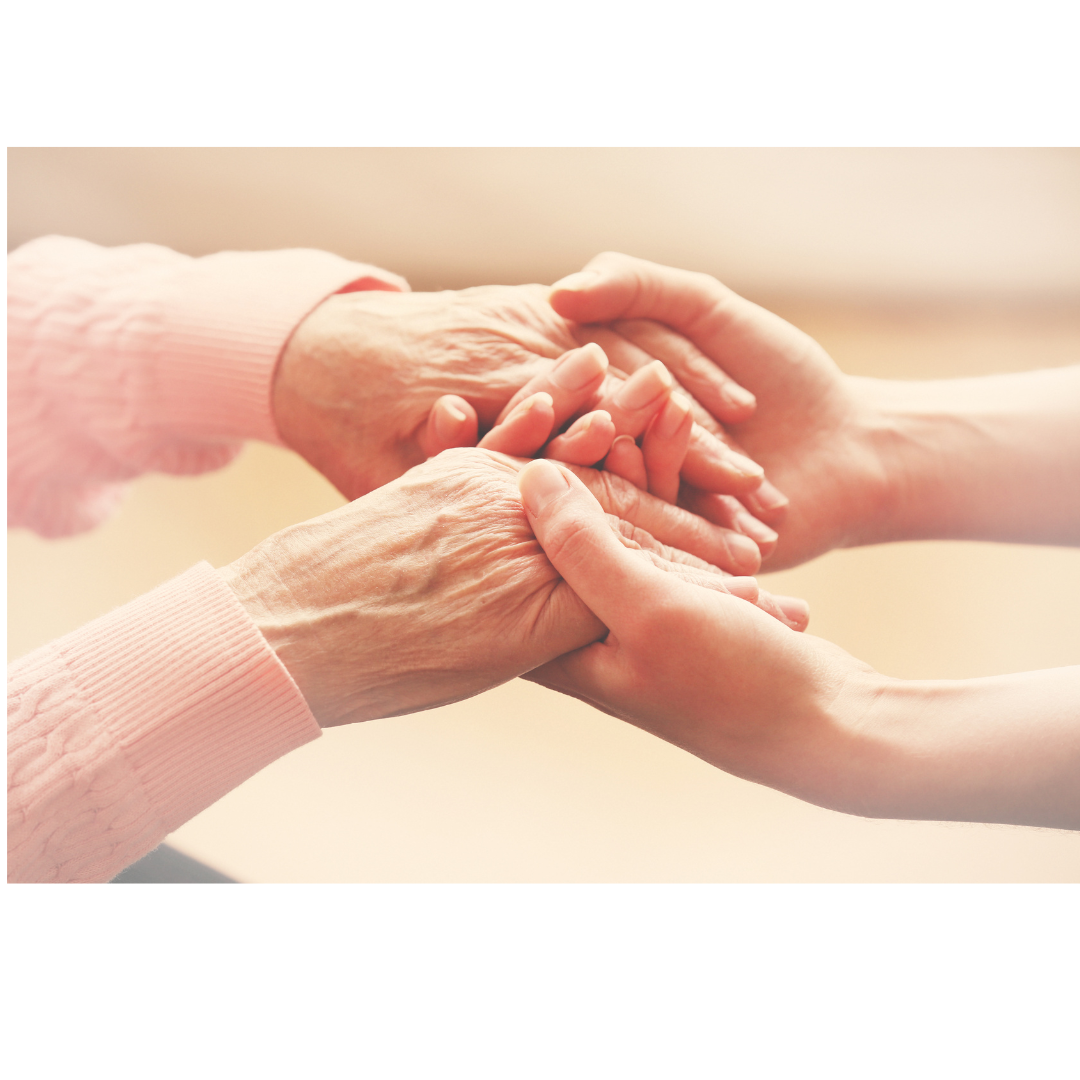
[217,541,340,727]
[842,375,961,547]
[776,662,903,819]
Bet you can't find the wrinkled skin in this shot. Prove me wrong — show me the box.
[220,447,759,728]
[272,285,767,507]
[273,286,578,499]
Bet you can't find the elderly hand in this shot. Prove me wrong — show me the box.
[420,343,772,572]
[271,285,775,515]
[217,446,771,728]
[549,253,896,570]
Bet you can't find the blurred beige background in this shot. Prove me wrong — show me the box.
[8,148,1080,881]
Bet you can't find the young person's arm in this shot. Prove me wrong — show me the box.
[550,253,1080,569]
[518,460,1080,831]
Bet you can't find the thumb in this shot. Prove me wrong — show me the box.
[418,395,478,458]
[549,251,725,329]
[517,459,681,631]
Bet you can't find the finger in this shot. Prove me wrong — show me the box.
[642,392,693,504]
[419,395,479,458]
[751,589,810,632]
[570,323,652,375]
[550,254,727,330]
[517,459,688,630]
[609,511,725,578]
[603,515,799,629]
[543,410,616,466]
[575,323,731,440]
[604,435,648,490]
[679,489,780,556]
[613,523,795,628]
[613,318,756,424]
[739,479,791,520]
[565,464,763,575]
[773,594,810,632]
[550,252,812,394]
[723,576,760,603]
[495,342,608,428]
[680,423,767,494]
[592,359,675,438]
[479,392,555,457]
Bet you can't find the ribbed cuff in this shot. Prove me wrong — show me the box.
[59,562,322,839]
[150,249,408,446]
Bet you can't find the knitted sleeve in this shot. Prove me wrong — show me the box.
[7,235,407,537]
[7,237,408,881]
[8,563,322,883]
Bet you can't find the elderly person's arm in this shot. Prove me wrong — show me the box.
[5,238,783,882]
[549,253,1080,568]
[8,447,776,883]
[9,237,777,572]
[518,460,1080,831]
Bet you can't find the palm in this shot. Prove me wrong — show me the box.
[720,318,879,570]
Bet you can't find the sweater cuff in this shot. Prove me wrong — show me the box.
[60,562,322,840]
[151,249,408,447]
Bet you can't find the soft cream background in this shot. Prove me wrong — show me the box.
[8,148,1080,881]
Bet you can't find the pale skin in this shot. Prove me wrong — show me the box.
[549,253,1080,568]
[519,459,1080,831]
[271,285,777,553]
[223,330,811,729]
[514,252,1080,830]
[219,447,802,729]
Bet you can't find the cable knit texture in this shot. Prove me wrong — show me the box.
[8,564,323,883]
[8,237,407,882]
[8,235,407,537]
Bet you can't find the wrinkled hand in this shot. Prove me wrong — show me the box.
[218,447,766,728]
[272,285,773,510]
[422,343,770,573]
[551,253,893,570]
[273,286,575,498]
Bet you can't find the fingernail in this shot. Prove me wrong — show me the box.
[726,530,761,574]
[724,575,760,602]
[735,510,778,546]
[550,270,600,294]
[518,459,570,514]
[570,409,611,435]
[613,360,673,412]
[652,392,691,439]
[551,344,608,391]
[725,449,765,481]
[434,401,468,443]
[746,478,789,512]
[507,391,553,421]
[725,384,756,410]
[778,596,810,629]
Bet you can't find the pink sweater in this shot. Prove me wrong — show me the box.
[8,236,406,883]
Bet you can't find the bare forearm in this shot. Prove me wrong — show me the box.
[848,666,1080,830]
[856,365,1080,546]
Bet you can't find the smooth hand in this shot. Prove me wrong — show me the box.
[519,459,1080,830]
[517,458,872,810]
[550,253,894,570]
